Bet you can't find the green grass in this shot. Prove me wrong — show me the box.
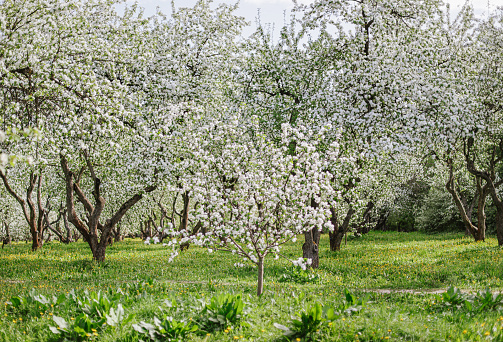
[1,231,503,341]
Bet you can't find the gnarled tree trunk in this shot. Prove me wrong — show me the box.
[0,170,45,251]
[356,201,374,235]
[463,139,503,244]
[2,222,11,248]
[495,205,503,246]
[446,158,488,241]
[303,199,321,268]
[60,154,156,262]
[329,206,355,252]
[43,203,74,244]
[303,228,321,269]
[113,221,124,242]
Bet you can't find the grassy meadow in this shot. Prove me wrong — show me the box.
[1,231,503,341]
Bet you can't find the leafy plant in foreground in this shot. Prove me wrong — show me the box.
[132,316,198,342]
[125,278,155,299]
[49,304,134,341]
[474,288,503,311]
[339,289,371,315]
[6,289,64,317]
[75,290,122,319]
[434,286,468,310]
[197,293,245,332]
[106,304,136,328]
[275,290,370,340]
[274,302,325,341]
[50,313,105,341]
[432,287,503,313]
[278,264,321,284]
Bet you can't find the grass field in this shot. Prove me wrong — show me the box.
[1,231,503,341]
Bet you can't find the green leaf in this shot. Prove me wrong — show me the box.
[10,297,21,308]
[132,323,146,334]
[106,304,125,327]
[53,316,69,330]
[49,326,61,334]
[122,313,136,326]
[73,326,87,337]
[273,323,290,331]
[312,303,322,321]
[325,307,338,321]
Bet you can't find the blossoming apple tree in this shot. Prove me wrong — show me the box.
[0,0,161,258]
[163,113,335,295]
[233,0,456,265]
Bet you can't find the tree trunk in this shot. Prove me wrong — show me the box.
[30,229,42,251]
[34,175,44,250]
[356,201,374,235]
[475,177,487,241]
[329,230,345,251]
[460,188,477,236]
[329,206,355,252]
[180,191,190,232]
[43,212,62,243]
[303,229,320,268]
[60,154,156,262]
[180,221,202,251]
[464,138,503,244]
[114,222,123,242]
[146,219,152,238]
[257,256,264,296]
[495,203,503,246]
[374,210,389,231]
[446,159,485,241]
[72,230,81,242]
[63,210,73,243]
[59,213,76,243]
[44,231,52,243]
[92,244,107,262]
[329,209,341,251]
[303,199,321,268]
[5,222,11,244]
[2,222,11,248]
[179,191,192,251]
[140,221,145,239]
[0,170,44,251]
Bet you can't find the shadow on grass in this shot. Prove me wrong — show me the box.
[345,231,470,245]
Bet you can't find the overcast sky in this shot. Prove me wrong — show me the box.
[126,0,499,37]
